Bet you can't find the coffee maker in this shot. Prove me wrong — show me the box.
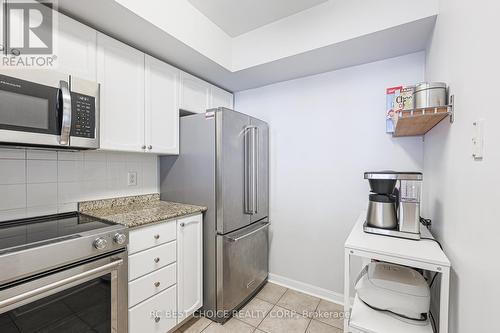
[363,171,423,240]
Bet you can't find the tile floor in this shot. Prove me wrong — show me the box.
[175,282,345,333]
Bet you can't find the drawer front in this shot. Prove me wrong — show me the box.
[129,263,177,308]
[129,220,176,254]
[129,285,177,333]
[129,241,176,281]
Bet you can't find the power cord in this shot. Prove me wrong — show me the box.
[420,237,443,250]
[429,272,438,288]
[429,310,437,333]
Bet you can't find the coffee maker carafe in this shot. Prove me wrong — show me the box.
[363,171,423,240]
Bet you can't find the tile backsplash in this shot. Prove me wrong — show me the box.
[0,148,158,221]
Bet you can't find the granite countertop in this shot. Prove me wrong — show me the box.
[79,193,206,228]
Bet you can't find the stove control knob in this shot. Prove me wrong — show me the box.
[93,237,108,250]
[113,233,127,245]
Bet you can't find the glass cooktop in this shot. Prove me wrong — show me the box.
[0,212,116,254]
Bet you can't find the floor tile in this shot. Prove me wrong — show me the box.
[277,289,320,316]
[203,318,254,333]
[306,320,342,333]
[235,297,274,327]
[255,283,287,304]
[178,316,212,333]
[258,306,310,333]
[314,300,344,329]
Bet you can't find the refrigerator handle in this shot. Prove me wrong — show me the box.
[252,126,258,214]
[244,126,258,214]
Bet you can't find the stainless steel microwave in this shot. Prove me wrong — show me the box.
[0,69,99,149]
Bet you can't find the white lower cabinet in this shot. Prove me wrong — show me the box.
[177,214,203,322]
[128,241,176,280]
[127,214,203,333]
[129,263,177,308]
[129,285,177,333]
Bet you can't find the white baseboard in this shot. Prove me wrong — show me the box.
[268,273,352,306]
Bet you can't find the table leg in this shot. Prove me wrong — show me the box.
[439,267,450,333]
[344,248,351,332]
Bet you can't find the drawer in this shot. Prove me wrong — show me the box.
[129,285,177,333]
[129,263,177,308]
[129,220,176,254]
[129,241,176,281]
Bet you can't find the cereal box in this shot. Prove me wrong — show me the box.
[386,86,402,133]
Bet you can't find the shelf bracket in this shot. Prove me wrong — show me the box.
[449,94,455,123]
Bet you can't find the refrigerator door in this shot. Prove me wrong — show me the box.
[216,109,251,234]
[216,220,269,316]
[249,117,269,224]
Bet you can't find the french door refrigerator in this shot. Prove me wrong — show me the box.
[160,108,269,322]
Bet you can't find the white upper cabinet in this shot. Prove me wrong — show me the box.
[97,33,145,152]
[177,214,203,321]
[210,85,234,109]
[56,14,97,81]
[179,72,210,114]
[145,55,180,155]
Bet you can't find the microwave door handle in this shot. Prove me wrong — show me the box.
[59,80,72,145]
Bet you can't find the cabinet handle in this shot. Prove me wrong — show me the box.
[179,220,198,228]
[154,234,160,240]
[141,145,146,150]
[148,145,153,150]
[154,257,160,263]
[154,281,161,288]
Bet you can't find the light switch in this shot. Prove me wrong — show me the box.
[472,120,484,161]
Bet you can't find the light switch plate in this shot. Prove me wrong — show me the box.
[472,119,484,161]
[128,171,137,186]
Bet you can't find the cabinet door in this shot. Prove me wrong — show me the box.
[210,85,234,109]
[97,33,145,152]
[179,72,210,114]
[56,13,97,81]
[145,55,180,155]
[177,214,203,322]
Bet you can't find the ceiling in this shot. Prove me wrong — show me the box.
[187,0,328,37]
[54,0,438,92]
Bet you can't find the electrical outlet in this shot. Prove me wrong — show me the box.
[128,172,137,186]
[472,120,484,161]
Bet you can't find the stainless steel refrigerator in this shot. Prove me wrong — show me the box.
[160,108,269,322]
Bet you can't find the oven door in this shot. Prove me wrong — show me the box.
[0,251,128,333]
[0,70,71,148]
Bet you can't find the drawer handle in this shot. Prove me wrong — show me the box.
[154,281,161,288]
[154,257,160,263]
[154,234,160,240]
[154,316,161,323]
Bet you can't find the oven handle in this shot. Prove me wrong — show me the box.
[59,80,72,145]
[0,259,123,310]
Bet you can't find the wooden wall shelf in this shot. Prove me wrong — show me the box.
[393,95,454,137]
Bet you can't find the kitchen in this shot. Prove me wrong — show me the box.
[0,0,498,333]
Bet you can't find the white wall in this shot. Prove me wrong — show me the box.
[235,52,425,298]
[423,0,500,331]
[0,149,158,221]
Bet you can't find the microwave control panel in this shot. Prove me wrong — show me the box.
[71,92,96,138]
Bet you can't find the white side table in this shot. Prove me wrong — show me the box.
[344,212,451,333]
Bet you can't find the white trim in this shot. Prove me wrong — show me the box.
[268,273,353,306]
